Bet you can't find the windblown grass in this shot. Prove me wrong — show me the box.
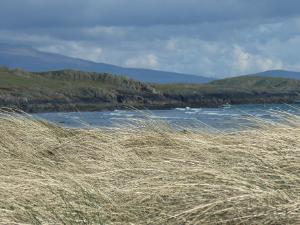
[0,110,299,224]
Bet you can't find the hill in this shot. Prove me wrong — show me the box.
[155,75,300,94]
[0,67,165,112]
[209,75,300,92]
[0,44,213,84]
[0,67,300,112]
[252,70,300,80]
[154,75,300,106]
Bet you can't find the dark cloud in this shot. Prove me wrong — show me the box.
[0,0,300,76]
[0,0,300,28]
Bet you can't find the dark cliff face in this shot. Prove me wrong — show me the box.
[7,91,298,113]
[0,67,300,112]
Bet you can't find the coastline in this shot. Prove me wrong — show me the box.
[7,97,299,113]
[0,68,300,113]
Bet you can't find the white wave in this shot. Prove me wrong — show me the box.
[185,111,197,114]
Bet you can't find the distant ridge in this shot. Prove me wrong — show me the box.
[253,70,300,80]
[0,44,213,84]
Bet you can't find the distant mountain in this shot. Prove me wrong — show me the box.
[253,70,300,80]
[0,44,213,84]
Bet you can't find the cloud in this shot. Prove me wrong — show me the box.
[0,1,300,77]
[231,46,283,74]
[1,0,300,28]
[125,54,159,69]
[39,43,103,62]
[166,39,177,51]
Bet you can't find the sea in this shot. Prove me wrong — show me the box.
[33,104,300,132]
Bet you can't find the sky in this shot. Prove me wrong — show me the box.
[0,0,300,77]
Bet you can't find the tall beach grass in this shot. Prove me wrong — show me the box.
[0,109,299,224]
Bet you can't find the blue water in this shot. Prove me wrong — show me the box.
[33,104,300,131]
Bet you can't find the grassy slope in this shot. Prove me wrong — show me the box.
[0,67,152,92]
[0,67,161,112]
[210,75,300,92]
[1,67,300,112]
[0,112,299,224]
[2,67,300,93]
[155,75,300,93]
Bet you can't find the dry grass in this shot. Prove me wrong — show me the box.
[0,110,299,224]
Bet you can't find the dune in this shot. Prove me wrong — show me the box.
[0,110,299,224]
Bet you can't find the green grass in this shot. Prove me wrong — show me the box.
[0,67,157,111]
[3,66,300,94]
[1,66,300,112]
[0,68,148,92]
[209,75,300,91]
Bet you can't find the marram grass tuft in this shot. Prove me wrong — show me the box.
[0,110,299,224]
